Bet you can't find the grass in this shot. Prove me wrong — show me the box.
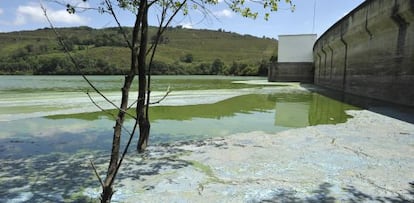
[0,26,278,73]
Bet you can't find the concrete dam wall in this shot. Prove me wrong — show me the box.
[269,34,316,83]
[313,0,414,107]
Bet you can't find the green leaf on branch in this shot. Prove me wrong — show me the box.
[66,4,75,14]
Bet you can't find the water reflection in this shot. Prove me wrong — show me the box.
[0,91,360,202]
[274,93,357,127]
[49,93,356,125]
[0,92,358,159]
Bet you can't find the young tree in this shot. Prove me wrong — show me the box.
[211,58,224,74]
[48,0,294,202]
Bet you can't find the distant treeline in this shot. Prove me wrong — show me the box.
[0,56,270,76]
[150,58,270,76]
[0,26,277,76]
[0,56,119,75]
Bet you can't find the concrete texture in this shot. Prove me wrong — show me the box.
[268,62,314,83]
[313,0,414,107]
[268,34,316,83]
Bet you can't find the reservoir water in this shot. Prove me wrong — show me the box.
[0,75,359,202]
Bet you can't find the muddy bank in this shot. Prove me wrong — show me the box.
[85,110,414,202]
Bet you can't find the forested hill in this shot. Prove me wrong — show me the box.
[0,26,278,76]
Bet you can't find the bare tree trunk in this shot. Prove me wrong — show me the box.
[45,0,287,202]
[101,75,134,202]
[137,0,151,153]
[100,3,144,202]
[101,186,114,203]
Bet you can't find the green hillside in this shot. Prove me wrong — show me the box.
[0,26,278,75]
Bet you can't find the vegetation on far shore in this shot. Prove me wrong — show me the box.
[0,26,278,76]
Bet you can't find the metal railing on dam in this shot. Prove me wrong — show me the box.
[313,0,414,107]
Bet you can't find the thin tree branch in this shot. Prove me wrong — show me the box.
[189,0,219,24]
[146,0,188,55]
[106,0,151,188]
[41,4,131,117]
[109,119,139,188]
[86,92,137,119]
[90,159,104,188]
[47,0,108,13]
[127,85,171,109]
[145,0,187,120]
[86,91,117,118]
[148,0,161,8]
[149,86,171,105]
[127,98,139,110]
[104,0,133,49]
[86,92,137,134]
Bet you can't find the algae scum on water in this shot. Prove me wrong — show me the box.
[0,75,359,202]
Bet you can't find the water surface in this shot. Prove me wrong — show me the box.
[0,75,359,202]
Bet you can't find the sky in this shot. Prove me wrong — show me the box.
[0,0,365,39]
